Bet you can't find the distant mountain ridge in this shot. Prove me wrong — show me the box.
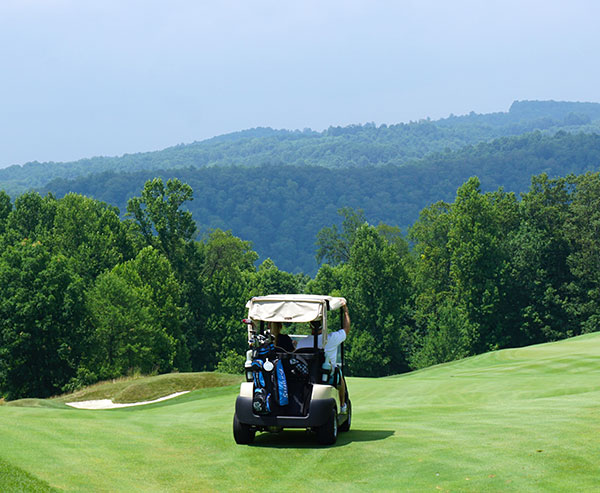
[1,100,599,198]
[508,99,600,120]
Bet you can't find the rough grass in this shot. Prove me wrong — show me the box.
[1,335,599,491]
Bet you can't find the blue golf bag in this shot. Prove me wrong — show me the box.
[251,341,289,414]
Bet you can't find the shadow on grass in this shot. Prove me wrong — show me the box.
[251,429,395,449]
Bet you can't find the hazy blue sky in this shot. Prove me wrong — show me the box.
[1,0,599,167]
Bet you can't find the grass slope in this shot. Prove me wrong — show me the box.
[1,334,599,491]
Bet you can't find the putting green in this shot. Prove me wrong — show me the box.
[1,333,599,491]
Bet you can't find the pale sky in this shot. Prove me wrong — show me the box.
[1,0,599,167]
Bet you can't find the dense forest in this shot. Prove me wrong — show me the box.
[2,99,600,400]
[42,131,600,274]
[1,171,600,401]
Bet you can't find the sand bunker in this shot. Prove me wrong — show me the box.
[66,391,189,409]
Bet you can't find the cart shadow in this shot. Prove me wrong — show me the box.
[250,429,395,449]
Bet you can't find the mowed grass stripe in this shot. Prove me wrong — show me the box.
[1,332,599,491]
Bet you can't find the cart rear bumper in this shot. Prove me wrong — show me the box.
[235,396,336,428]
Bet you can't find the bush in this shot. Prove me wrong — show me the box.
[216,350,245,374]
[62,367,99,394]
[410,300,472,369]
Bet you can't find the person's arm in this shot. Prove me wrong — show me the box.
[341,301,351,336]
[269,322,281,345]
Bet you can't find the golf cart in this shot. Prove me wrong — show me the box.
[233,294,351,445]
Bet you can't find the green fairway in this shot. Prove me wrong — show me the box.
[1,333,599,492]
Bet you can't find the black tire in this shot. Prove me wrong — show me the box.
[233,414,255,444]
[339,398,351,432]
[317,406,338,445]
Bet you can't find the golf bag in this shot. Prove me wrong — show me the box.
[251,341,289,414]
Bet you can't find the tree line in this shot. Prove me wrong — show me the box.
[1,171,600,399]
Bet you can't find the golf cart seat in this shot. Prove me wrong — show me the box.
[294,347,318,354]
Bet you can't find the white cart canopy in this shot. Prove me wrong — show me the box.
[246,294,346,323]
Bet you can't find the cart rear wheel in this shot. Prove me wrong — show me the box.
[233,414,255,444]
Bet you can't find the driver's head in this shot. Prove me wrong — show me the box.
[310,320,322,334]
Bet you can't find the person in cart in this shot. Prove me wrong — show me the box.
[295,300,350,413]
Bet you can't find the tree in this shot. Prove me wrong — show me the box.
[305,263,344,297]
[4,192,56,245]
[247,259,301,298]
[409,299,471,369]
[0,241,85,399]
[409,200,453,295]
[342,224,413,376]
[51,193,133,282]
[84,247,186,380]
[447,177,519,352]
[120,247,191,371]
[0,190,12,235]
[508,174,573,344]
[564,172,600,334]
[126,178,196,271]
[188,229,258,370]
[315,207,367,266]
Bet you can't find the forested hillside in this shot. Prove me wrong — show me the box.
[42,131,600,273]
[1,100,600,198]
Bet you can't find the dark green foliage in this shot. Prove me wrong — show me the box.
[409,299,471,370]
[0,241,85,399]
[4,192,57,245]
[312,224,414,377]
[407,172,600,368]
[188,229,258,370]
[40,131,600,274]
[0,191,12,235]
[52,193,134,282]
[84,247,186,380]
[446,179,520,352]
[316,207,367,266]
[126,177,196,270]
[508,174,573,344]
[564,173,600,333]
[249,259,302,297]
[215,350,245,375]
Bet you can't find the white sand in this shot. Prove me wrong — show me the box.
[66,391,190,409]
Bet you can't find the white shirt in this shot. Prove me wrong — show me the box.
[295,329,347,366]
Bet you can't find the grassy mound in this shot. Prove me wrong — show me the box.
[52,371,243,404]
[0,334,598,491]
[3,399,69,409]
